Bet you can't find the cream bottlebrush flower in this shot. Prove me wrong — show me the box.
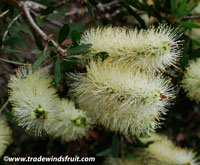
[48,99,88,142]
[8,65,58,136]
[104,156,144,165]
[181,58,200,103]
[138,133,200,165]
[70,60,174,136]
[0,117,12,158]
[80,24,182,71]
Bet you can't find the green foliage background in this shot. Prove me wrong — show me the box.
[1,0,200,164]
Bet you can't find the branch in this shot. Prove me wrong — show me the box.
[21,1,65,55]
[183,15,200,19]
[3,13,22,42]
[0,100,9,113]
[0,10,9,18]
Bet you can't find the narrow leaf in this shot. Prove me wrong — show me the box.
[0,58,26,65]
[179,21,200,29]
[86,2,94,19]
[54,58,61,87]
[71,30,81,45]
[96,148,111,157]
[66,44,92,54]
[111,135,120,158]
[58,24,70,44]
[33,51,51,69]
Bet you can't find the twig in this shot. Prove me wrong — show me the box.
[0,10,9,18]
[183,15,200,19]
[0,100,9,113]
[54,0,68,8]
[22,1,65,55]
[3,13,22,42]
[124,135,133,143]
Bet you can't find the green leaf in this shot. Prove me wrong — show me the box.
[58,24,70,44]
[111,135,120,158]
[96,148,111,157]
[178,21,200,29]
[47,9,66,19]
[62,58,78,72]
[170,0,177,13]
[71,30,81,45]
[82,50,91,57]
[71,23,85,32]
[35,16,44,27]
[5,37,27,49]
[86,2,94,19]
[4,48,21,53]
[95,52,109,61]
[190,48,200,59]
[3,109,18,125]
[193,40,200,46]
[66,44,92,54]
[33,51,51,69]
[31,49,43,54]
[0,35,3,47]
[177,3,187,15]
[54,58,61,87]
[120,1,145,28]
[41,6,54,15]
[0,57,26,65]
[126,152,134,161]
[31,27,44,50]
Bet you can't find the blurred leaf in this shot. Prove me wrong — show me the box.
[180,37,191,69]
[95,52,109,61]
[88,0,98,6]
[71,30,81,45]
[5,37,27,49]
[33,50,51,69]
[3,109,18,124]
[186,3,198,15]
[58,24,70,44]
[0,57,26,65]
[47,9,66,19]
[178,21,200,29]
[4,48,21,53]
[41,6,54,15]
[71,23,85,32]
[31,27,44,50]
[170,0,177,13]
[0,35,3,47]
[96,148,111,157]
[193,40,200,46]
[126,152,134,161]
[111,135,119,158]
[176,3,187,16]
[120,1,145,28]
[31,49,43,54]
[82,50,91,57]
[86,1,94,19]
[62,58,78,72]
[54,57,61,87]
[35,16,44,27]
[190,48,200,59]
[66,44,92,54]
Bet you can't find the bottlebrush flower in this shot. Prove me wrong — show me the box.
[8,65,58,136]
[70,60,175,136]
[80,24,182,72]
[48,99,89,142]
[0,117,12,158]
[104,156,144,165]
[138,133,200,165]
[181,58,200,103]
